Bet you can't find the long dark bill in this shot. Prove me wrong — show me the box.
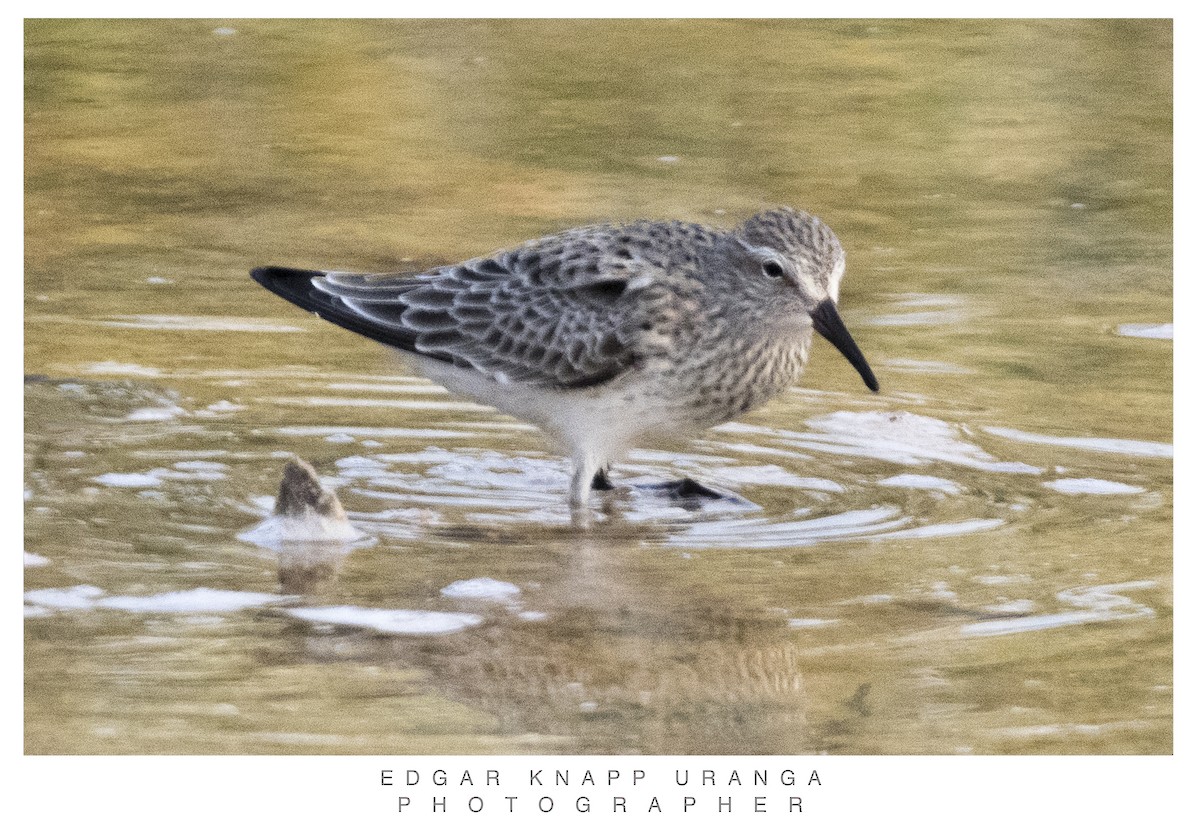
[811,299,880,392]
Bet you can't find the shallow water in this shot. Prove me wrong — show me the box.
[24,20,1171,755]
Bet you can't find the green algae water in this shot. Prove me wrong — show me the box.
[25,19,1171,754]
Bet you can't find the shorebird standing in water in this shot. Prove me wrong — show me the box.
[253,206,878,515]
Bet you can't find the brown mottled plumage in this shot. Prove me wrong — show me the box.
[253,207,878,512]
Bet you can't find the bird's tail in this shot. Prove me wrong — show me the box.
[250,266,421,352]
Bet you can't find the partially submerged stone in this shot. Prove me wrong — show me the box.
[274,457,348,521]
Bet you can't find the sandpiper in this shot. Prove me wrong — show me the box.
[253,206,878,512]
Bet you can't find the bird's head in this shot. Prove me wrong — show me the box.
[737,207,879,392]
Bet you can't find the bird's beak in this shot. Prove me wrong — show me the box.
[811,299,879,392]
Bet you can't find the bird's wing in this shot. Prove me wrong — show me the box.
[252,243,657,389]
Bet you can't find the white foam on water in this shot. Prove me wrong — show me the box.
[25,585,290,615]
[465,507,574,527]
[974,574,1032,586]
[961,580,1156,637]
[982,599,1037,615]
[1043,478,1147,495]
[963,616,1098,642]
[838,594,895,605]
[333,463,423,495]
[617,495,714,524]
[374,448,466,464]
[25,585,105,610]
[132,449,230,460]
[237,513,371,549]
[891,293,967,308]
[336,455,390,471]
[416,453,566,496]
[362,450,566,508]
[285,606,483,635]
[709,441,817,462]
[715,464,847,492]
[728,411,1042,474]
[787,618,840,629]
[626,448,729,466]
[325,381,450,395]
[453,420,541,432]
[354,488,560,510]
[874,517,1005,541]
[440,578,521,602]
[95,588,286,613]
[866,294,969,327]
[174,460,228,472]
[190,367,429,385]
[269,396,491,412]
[96,463,230,487]
[1117,323,1173,340]
[93,472,163,488]
[866,309,968,327]
[924,581,959,602]
[992,720,1153,739]
[158,469,227,482]
[877,474,964,494]
[983,426,1172,459]
[126,406,186,422]
[83,361,162,376]
[276,426,476,440]
[1059,580,1158,611]
[24,552,51,567]
[100,315,306,333]
[669,505,910,549]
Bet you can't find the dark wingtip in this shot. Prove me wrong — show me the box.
[249,264,425,355]
[250,266,333,311]
[251,265,326,288]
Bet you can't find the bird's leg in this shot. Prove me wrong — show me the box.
[570,454,612,527]
[569,454,600,515]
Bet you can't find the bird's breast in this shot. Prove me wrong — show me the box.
[651,326,812,428]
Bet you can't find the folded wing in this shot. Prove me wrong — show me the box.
[251,251,645,389]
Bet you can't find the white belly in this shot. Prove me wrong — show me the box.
[411,354,691,466]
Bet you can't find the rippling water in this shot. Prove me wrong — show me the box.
[25,19,1171,755]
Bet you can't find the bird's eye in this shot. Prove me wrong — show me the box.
[762,259,785,278]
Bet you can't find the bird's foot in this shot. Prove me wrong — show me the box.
[590,469,616,491]
[642,477,746,509]
[585,469,750,514]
